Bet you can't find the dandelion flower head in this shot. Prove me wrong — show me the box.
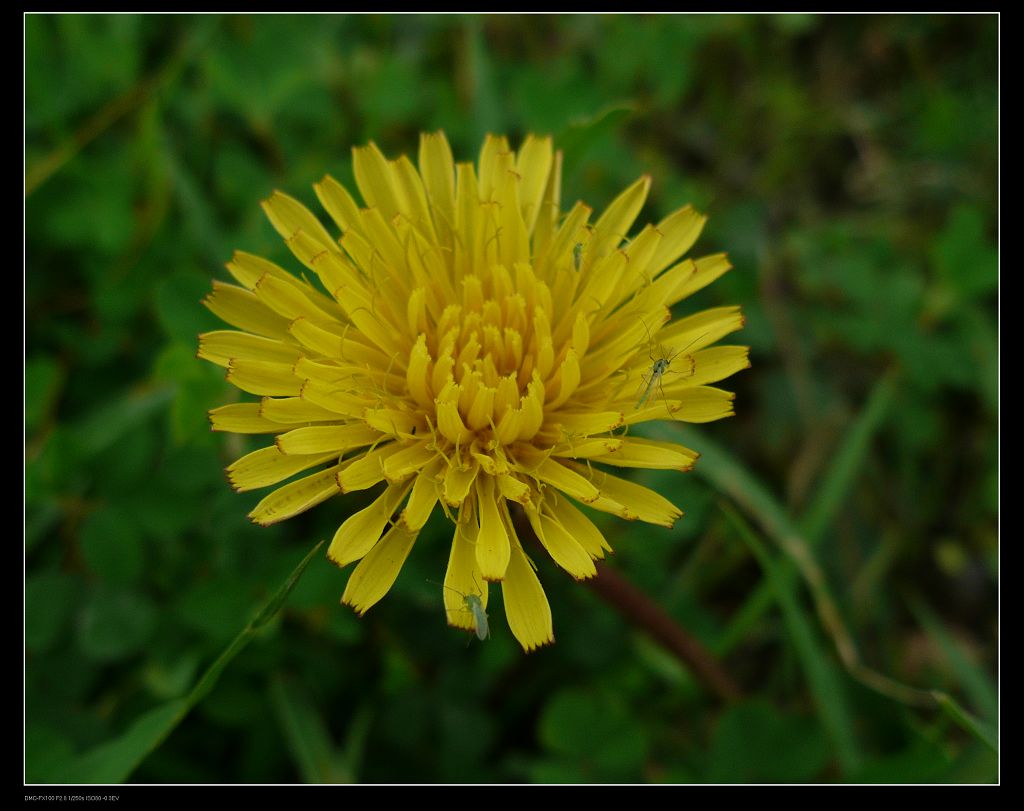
[200,132,749,651]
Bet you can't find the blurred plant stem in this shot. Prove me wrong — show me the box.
[25,18,219,197]
[585,560,743,703]
[512,508,741,703]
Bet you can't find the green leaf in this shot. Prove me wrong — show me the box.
[538,688,649,777]
[78,587,158,661]
[708,701,829,782]
[60,541,324,783]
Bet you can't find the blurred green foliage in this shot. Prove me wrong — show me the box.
[25,14,997,783]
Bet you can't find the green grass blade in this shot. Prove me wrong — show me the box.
[270,675,349,783]
[908,597,999,725]
[711,579,774,656]
[798,371,897,544]
[676,372,894,659]
[60,540,324,784]
[340,704,374,782]
[933,692,998,753]
[722,503,863,775]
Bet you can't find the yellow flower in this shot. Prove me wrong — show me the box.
[199,132,749,652]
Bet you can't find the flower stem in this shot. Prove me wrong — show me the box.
[584,561,743,703]
[511,505,741,700]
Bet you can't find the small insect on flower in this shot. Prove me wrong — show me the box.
[635,323,684,411]
[572,242,583,273]
[431,576,489,641]
[451,588,490,642]
[636,352,675,410]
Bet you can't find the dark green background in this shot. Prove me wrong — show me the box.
[26,14,998,784]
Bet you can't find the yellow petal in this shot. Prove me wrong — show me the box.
[209,403,285,435]
[382,441,438,483]
[514,451,600,503]
[649,205,707,276]
[204,281,291,340]
[495,163,531,266]
[588,437,699,471]
[336,442,403,493]
[391,154,436,240]
[475,475,511,581]
[516,134,553,235]
[275,423,381,455]
[248,465,342,526]
[549,436,623,459]
[478,133,511,201]
[526,506,596,580]
[671,252,733,303]
[624,386,737,425]
[436,398,474,445]
[589,175,650,259]
[328,480,413,567]
[226,359,303,397]
[260,396,342,425]
[363,408,425,439]
[535,201,590,278]
[544,348,581,410]
[658,305,745,352]
[544,410,624,437]
[225,251,296,290]
[501,540,554,652]
[299,378,369,418]
[261,190,336,250]
[564,462,682,528]
[495,472,531,505]
[341,523,419,615]
[227,446,338,492]
[406,334,434,410]
[287,316,345,358]
[314,174,362,234]
[198,330,301,368]
[254,273,335,326]
[352,141,401,219]
[401,456,445,530]
[531,147,562,259]
[443,456,480,506]
[418,131,456,248]
[662,346,751,390]
[545,496,613,560]
[356,207,412,297]
[443,501,488,632]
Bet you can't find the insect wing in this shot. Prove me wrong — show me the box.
[466,594,490,640]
